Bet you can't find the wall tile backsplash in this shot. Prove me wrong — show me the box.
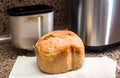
[0,0,71,35]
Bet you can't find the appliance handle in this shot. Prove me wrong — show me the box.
[0,35,11,41]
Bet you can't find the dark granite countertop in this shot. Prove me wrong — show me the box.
[0,40,120,78]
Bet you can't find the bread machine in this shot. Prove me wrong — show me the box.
[70,0,120,52]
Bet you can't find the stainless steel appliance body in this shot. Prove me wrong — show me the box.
[7,5,54,50]
[71,0,120,47]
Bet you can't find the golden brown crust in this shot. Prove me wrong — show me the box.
[35,30,84,74]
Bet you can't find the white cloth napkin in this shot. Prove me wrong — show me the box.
[9,56,117,78]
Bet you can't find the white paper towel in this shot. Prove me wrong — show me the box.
[9,56,117,78]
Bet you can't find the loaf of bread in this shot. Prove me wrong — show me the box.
[35,30,84,74]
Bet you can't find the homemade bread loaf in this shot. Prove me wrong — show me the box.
[35,30,84,74]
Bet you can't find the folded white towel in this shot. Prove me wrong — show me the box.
[9,56,116,78]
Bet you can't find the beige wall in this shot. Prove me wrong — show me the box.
[0,0,71,35]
